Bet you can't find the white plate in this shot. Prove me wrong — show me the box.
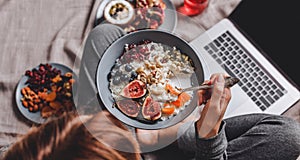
[94,0,177,33]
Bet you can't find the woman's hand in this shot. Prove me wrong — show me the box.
[136,115,197,148]
[196,73,231,138]
[136,73,232,146]
[135,128,159,147]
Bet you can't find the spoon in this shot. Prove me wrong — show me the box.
[157,77,239,103]
[178,76,240,93]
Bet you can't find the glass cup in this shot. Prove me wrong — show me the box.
[177,0,209,16]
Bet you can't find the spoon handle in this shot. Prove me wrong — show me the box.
[180,77,240,93]
[180,84,213,92]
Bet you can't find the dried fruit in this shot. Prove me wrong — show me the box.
[142,96,162,120]
[116,99,140,118]
[162,103,175,115]
[45,91,56,102]
[165,83,181,96]
[121,80,146,99]
[52,75,62,83]
[171,92,191,108]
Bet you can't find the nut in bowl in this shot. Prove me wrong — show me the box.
[96,30,204,129]
[16,63,77,124]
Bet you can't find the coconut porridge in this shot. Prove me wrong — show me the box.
[109,40,195,121]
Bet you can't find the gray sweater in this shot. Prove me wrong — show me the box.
[177,121,227,160]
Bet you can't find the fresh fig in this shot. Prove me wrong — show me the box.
[121,80,146,99]
[116,99,140,118]
[142,96,162,121]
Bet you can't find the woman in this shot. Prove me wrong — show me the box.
[3,24,299,160]
[75,24,300,159]
[3,72,300,160]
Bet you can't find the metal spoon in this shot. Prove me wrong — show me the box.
[178,76,240,93]
[157,77,239,103]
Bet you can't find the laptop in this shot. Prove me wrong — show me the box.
[189,0,300,119]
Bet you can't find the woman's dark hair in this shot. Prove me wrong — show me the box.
[3,111,140,160]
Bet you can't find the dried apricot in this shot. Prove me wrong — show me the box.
[165,83,181,96]
[45,92,56,102]
[38,91,48,100]
[171,92,191,108]
[52,75,62,83]
[162,103,175,115]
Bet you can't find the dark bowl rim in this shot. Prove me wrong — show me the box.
[95,29,204,129]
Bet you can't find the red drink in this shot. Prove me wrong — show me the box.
[177,0,209,16]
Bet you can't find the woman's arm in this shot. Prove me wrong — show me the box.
[137,74,231,160]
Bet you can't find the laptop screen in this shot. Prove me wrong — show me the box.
[228,0,300,88]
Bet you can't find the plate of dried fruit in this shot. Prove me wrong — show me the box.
[15,63,77,124]
[94,0,177,33]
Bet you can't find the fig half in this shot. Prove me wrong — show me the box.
[116,99,140,118]
[142,96,162,121]
[121,80,146,99]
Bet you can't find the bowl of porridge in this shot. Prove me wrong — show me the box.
[96,30,204,129]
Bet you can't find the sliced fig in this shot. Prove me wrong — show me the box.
[116,99,140,118]
[121,80,146,99]
[142,96,162,121]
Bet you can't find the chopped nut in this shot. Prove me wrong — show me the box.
[64,72,73,78]
[149,65,156,70]
[33,104,39,111]
[33,98,40,103]
[21,88,27,96]
[22,101,28,108]
[136,67,144,73]
[28,101,34,107]
[65,92,72,98]
[140,77,147,84]
[69,79,75,84]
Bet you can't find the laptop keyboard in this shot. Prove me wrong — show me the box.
[204,31,287,111]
